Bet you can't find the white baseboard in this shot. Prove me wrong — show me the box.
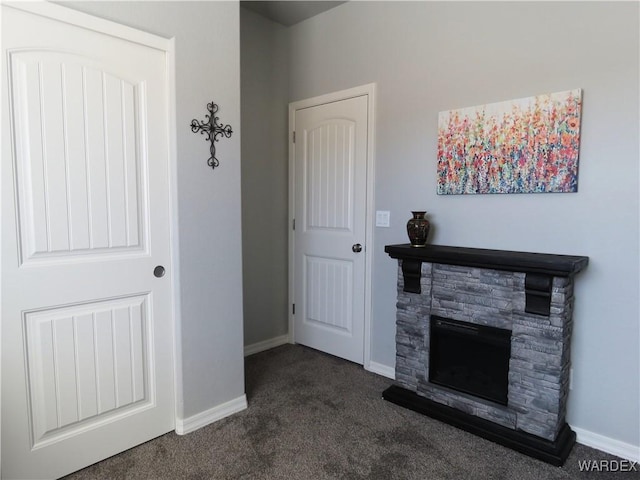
[244,334,290,357]
[574,426,640,462]
[175,395,248,435]
[366,361,395,380]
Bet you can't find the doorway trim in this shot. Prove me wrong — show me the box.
[2,0,182,439]
[288,83,376,370]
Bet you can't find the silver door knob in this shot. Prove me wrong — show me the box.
[154,265,166,278]
[352,243,362,253]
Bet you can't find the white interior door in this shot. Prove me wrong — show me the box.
[293,95,368,364]
[1,5,175,479]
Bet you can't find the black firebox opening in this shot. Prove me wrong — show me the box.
[429,316,511,405]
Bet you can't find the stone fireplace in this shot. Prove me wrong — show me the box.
[383,244,588,466]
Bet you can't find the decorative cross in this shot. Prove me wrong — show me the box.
[190,102,233,170]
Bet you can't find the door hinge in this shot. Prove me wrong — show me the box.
[292,219,295,230]
[292,303,295,315]
[292,131,296,143]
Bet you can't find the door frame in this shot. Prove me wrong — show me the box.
[0,2,182,465]
[288,83,375,370]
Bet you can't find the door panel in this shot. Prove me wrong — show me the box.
[11,51,146,264]
[294,96,368,364]
[2,5,174,479]
[305,255,353,332]
[25,295,149,448]
[306,122,354,231]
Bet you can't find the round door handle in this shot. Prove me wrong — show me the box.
[352,243,362,253]
[153,265,166,278]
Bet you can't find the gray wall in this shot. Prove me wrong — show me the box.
[240,8,290,347]
[286,2,639,448]
[60,1,245,420]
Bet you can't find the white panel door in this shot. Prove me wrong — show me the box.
[1,5,175,479]
[293,96,368,363]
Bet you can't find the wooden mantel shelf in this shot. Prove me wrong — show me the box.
[384,244,589,277]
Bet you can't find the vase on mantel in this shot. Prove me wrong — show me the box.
[406,211,430,247]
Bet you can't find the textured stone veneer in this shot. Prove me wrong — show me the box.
[394,261,575,441]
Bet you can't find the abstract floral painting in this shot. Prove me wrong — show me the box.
[437,89,582,194]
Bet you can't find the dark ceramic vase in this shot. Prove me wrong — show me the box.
[407,211,430,247]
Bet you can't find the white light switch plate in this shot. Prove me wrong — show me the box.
[376,210,390,227]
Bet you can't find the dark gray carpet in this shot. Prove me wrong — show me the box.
[64,344,636,479]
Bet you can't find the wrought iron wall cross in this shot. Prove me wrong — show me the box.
[190,102,233,170]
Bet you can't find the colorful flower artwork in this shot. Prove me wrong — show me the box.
[437,89,582,194]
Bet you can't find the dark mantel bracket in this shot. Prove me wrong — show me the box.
[386,244,589,316]
[401,259,423,294]
[524,273,552,316]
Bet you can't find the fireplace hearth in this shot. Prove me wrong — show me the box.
[383,244,588,466]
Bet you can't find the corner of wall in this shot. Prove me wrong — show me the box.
[175,395,248,435]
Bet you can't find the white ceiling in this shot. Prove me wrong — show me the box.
[241,1,347,27]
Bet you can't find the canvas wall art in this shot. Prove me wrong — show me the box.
[437,89,582,194]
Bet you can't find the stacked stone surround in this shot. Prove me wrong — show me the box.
[394,261,575,442]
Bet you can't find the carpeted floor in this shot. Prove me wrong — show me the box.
[64,344,635,479]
